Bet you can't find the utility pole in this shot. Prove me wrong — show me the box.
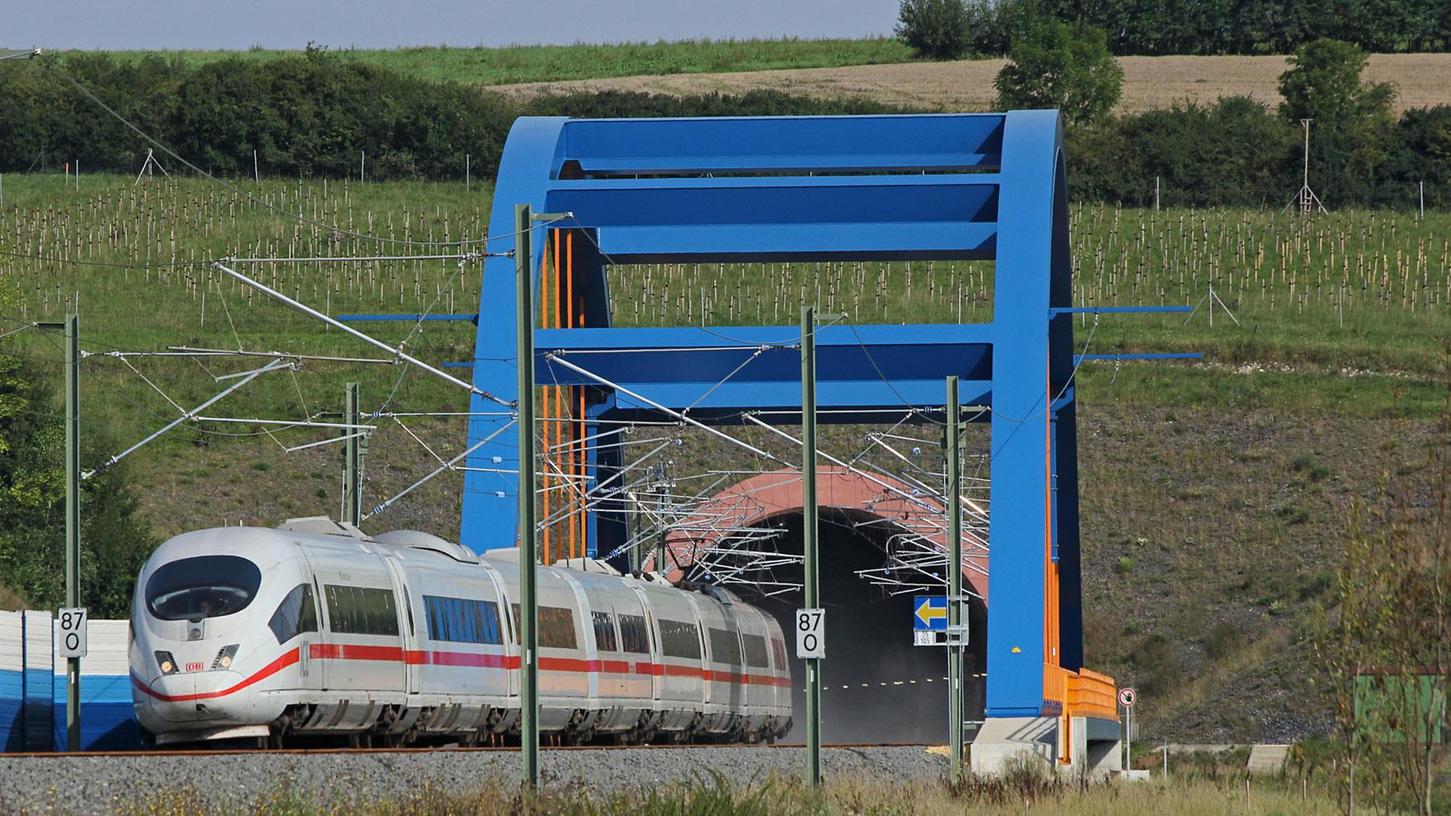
[64,313,80,753]
[801,305,821,787]
[515,204,539,789]
[37,315,83,751]
[342,382,362,526]
[946,375,964,782]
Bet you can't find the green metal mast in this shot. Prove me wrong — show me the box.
[514,204,539,788]
[946,375,964,782]
[64,312,80,753]
[343,382,362,526]
[801,305,821,787]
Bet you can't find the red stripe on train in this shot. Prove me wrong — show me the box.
[134,645,791,702]
[130,647,300,703]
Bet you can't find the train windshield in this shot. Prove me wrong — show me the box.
[145,555,263,621]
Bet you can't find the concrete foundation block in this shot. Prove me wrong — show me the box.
[969,715,1122,780]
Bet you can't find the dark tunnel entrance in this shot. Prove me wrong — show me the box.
[745,511,986,745]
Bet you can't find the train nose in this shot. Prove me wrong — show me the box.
[138,669,246,723]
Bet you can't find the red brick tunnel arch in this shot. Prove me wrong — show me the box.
[650,466,989,603]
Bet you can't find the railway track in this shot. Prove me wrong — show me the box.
[1,742,949,815]
[6,741,932,759]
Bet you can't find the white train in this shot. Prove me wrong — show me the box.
[129,517,793,747]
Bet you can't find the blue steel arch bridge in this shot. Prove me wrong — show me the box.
[447,111,1187,769]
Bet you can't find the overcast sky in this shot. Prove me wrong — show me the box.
[7,0,898,50]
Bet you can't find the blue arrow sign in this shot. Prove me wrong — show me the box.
[914,595,948,631]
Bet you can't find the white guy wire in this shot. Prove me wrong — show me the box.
[214,261,508,406]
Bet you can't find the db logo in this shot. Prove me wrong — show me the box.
[185,662,205,673]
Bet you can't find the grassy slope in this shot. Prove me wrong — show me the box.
[3,174,1449,741]
[127,776,1354,816]
[92,38,913,86]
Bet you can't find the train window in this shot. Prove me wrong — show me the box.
[659,619,701,660]
[324,585,400,636]
[771,637,788,669]
[742,633,770,668]
[268,584,318,644]
[511,604,578,649]
[539,606,577,649]
[423,595,502,645]
[618,614,651,654]
[145,555,262,621]
[708,627,742,666]
[592,611,618,652]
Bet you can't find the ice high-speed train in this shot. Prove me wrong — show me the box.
[129,518,793,746]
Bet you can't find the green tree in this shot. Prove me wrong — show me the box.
[993,20,1123,125]
[895,0,972,60]
[960,0,1040,56]
[1278,38,1397,205]
[1279,38,1395,126]
[0,348,154,618]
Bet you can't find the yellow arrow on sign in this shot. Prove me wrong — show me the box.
[915,598,946,627]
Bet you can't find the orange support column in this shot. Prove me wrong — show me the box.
[566,232,578,560]
[539,232,556,565]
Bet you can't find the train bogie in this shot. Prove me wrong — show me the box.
[129,518,791,747]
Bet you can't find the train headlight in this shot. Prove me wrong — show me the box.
[155,650,178,675]
[211,644,239,671]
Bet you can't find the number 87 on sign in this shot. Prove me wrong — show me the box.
[795,608,825,659]
[57,607,88,659]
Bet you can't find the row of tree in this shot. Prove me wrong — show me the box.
[0,46,1447,210]
[0,50,898,183]
[900,0,1451,58]
[1073,40,1450,210]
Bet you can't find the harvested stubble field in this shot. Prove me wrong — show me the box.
[1,174,1448,740]
[496,53,1451,115]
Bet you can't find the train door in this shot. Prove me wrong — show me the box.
[310,550,407,695]
[380,552,421,695]
[625,584,660,705]
[298,547,328,691]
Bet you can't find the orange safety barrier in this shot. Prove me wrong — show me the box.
[1046,664,1118,765]
[1067,668,1119,721]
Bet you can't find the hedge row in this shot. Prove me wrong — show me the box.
[2,52,1448,210]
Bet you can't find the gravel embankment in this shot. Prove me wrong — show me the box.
[0,745,946,815]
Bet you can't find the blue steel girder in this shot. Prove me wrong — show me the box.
[536,324,993,424]
[463,111,1079,721]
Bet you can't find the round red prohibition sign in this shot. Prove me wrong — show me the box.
[1118,687,1137,708]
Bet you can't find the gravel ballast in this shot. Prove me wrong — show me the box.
[0,745,947,814]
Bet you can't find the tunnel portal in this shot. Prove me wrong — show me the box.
[758,513,985,744]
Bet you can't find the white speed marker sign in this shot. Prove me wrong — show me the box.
[795,608,825,659]
[57,607,88,659]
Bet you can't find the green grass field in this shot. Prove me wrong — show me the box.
[2,173,1448,741]
[91,37,914,86]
